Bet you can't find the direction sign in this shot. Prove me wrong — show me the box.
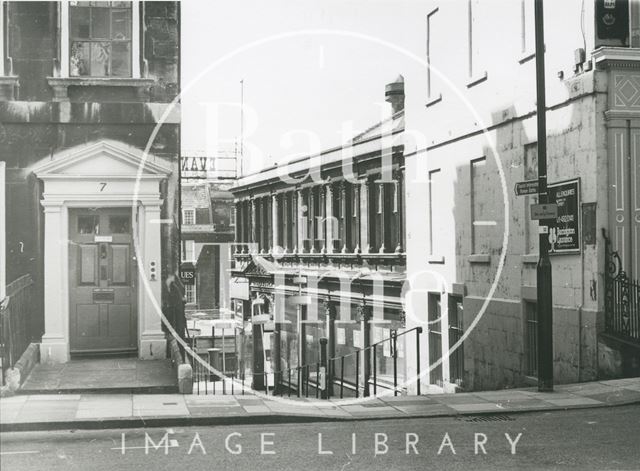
[514,180,539,196]
[530,203,558,220]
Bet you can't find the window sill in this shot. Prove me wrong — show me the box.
[522,253,539,264]
[47,76,155,102]
[427,255,445,264]
[425,93,442,108]
[468,253,490,264]
[518,50,536,64]
[466,71,488,88]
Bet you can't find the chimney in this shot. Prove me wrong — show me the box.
[385,75,405,114]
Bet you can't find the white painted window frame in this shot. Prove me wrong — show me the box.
[184,282,196,305]
[182,208,195,226]
[182,239,195,262]
[0,0,5,76]
[60,1,140,78]
[426,7,439,100]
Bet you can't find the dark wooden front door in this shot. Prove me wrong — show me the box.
[69,207,137,354]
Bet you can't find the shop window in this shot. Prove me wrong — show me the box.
[428,293,443,386]
[448,296,464,385]
[195,207,210,225]
[69,2,132,77]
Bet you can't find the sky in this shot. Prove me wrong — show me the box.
[180,0,429,175]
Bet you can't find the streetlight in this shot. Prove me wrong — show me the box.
[534,0,553,392]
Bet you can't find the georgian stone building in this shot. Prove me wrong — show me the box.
[402,0,640,392]
[1,1,181,363]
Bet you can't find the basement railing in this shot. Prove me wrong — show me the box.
[603,229,640,344]
[0,275,34,385]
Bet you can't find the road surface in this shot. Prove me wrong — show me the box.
[1,404,639,470]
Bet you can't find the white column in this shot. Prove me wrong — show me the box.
[60,2,69,78]
[132,0,141,78]
[325,184,334,253]
[139,203,166,359]
[297,189,305,253]
[360,180,370,253]
[0,162,5,301]
[271,194,279,251]
[41,203,69,363]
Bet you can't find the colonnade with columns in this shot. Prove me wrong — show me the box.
[234,172,405,256]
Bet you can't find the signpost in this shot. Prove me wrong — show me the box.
[530,203,558,220]
[514,179,539,196]
[534,0,553,392]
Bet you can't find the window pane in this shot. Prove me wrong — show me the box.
[91,7,110,39]
[90,42,111,76]
[111,42,131,77]
[109,215,130,234]
[70,7,90,39]
[111,9,131,40]
[70,42,91,76]
[78,215,99,235]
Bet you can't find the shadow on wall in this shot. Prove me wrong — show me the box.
[450,100,600,391]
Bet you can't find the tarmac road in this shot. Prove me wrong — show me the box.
[1,404,639,471]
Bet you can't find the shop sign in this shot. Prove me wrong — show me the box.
[548,178,581,254]
[180,263,196,285]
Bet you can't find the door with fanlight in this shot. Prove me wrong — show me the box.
[69,207,137,354]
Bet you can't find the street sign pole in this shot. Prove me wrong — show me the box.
[535,0,553,392]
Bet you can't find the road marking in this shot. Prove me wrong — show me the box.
[0,450,40,455]
[110,442,180,452]
[473,220,498,226]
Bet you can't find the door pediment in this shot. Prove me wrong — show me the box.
[33,139,172,181]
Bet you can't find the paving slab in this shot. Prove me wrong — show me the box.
[2,377,639,431]
[544,397,603,407]
[582,388,640,404]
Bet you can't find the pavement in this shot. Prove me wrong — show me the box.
[1,377,639,432]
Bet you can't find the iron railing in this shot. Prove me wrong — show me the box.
[0,275,34,385]
[604,230,640,343]
[184,326,424,398]
[274,326,423,399]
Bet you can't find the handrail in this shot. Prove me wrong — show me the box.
[272,326,423,398]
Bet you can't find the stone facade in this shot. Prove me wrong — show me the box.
[403,0,639,392]
[0,1,181,360]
